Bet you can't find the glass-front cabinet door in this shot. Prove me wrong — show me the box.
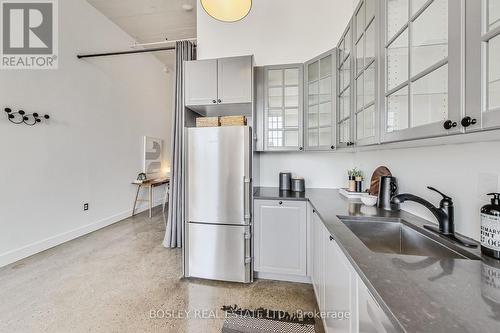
[264,64,304,151]
[304,49,337,151]
[337,23,355,148]
[466,0,500,131]
[380,0,462,142]
[354,0,378,146]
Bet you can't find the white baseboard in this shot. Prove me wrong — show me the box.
[0,200,164,268]
[255,271,312,284]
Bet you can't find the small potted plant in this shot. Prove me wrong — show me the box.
[347,168,357,192]
[354,169,364,192]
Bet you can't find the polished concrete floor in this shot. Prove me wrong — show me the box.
[0,208,321,333]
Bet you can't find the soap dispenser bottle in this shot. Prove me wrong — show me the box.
[481,193,500,259]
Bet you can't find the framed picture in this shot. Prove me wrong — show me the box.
[143,136,163,178]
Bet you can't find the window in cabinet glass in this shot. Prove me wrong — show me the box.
[356,105,376,140]
[411,64,448,127]
[306,52,334,150]
[337,23,353,147]
[488,0,500,31]
[339,119,351,144]
[411,0,448,76]
[387,86,409,132]
[387,0,408,41]
[265,67,302,149]
[384,0,449,133]
[337,60,352,145]
[356,36,365,74]
[387,29,408,91]
[356,73,365,112]
[487,34,500,112]
[354,0,377,143]
[484,0,500,114]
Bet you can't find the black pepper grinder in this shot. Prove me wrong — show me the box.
[481,193,500,260]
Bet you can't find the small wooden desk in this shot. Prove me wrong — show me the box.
[132,178,170,218]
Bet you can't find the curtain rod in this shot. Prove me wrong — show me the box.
[77,44,196,59]
[132,37,197,48]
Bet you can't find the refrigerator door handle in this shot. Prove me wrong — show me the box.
[243,231,252,264]
[243,177,251,222]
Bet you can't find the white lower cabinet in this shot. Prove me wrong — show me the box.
[254,200,308,280]
[324,237,357,333]
[311,212,395,333]
[358,278,397,333]
[254,199,397,332]
[311,209,325,310]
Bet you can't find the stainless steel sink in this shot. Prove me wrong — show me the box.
[341,219,475,259]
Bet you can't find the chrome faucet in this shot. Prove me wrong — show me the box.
[391,186,477,248]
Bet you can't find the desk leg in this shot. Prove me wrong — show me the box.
[132,185,141,217]
[149,185,153,218]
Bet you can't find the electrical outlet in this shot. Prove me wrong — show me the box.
[83,203,89,211]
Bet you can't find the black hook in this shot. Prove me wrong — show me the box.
[4,107,50,126]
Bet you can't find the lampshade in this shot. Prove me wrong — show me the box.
[201,0,252,22]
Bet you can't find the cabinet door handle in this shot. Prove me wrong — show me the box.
[278,201,283,205]
[329,235,334,241]
[217,99,222,103]
[443,120,457,130]
[331,145,335,150]
[212,100,217,104]
[299,147,304,151]
[461,116,477,128]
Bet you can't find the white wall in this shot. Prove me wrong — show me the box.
[258,152,353,188]
[197,0,357,65]
[0,0,172,266]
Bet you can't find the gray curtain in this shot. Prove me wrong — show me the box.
[163,41,196,248]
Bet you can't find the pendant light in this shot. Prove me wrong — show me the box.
[201,0,252,22]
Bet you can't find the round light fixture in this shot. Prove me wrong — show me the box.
[201,0,252,22]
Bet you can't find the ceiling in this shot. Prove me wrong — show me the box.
[87,0,197,67]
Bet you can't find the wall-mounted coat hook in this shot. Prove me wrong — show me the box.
[4,108,50,126]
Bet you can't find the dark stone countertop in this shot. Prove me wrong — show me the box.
[254,187,500,333]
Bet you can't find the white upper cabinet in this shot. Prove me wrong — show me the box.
[354,0,379,146]
[217,56,253,104]
[185,56,253,107]
[185,59,218,106]
[380,0,463,142]
[305,49,337,151]
[253,0,500,152]
[466,0,500,131]
[263,64,304,151]
[337,23,355,148]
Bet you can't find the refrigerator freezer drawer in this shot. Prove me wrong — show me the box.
[187,223,251,283]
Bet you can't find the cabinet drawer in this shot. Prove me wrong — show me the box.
[254,200,307,276]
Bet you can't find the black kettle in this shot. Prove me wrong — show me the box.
[377,176,398,211]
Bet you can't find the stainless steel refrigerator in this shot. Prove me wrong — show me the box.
[185,126,252,283]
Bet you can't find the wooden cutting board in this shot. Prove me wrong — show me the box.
[369,166,392,196]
